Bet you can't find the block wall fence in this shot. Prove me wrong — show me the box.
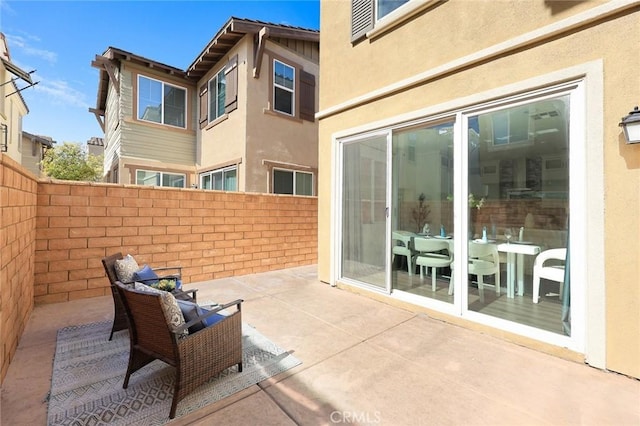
[0,155,37,383]
[0,154,318,383]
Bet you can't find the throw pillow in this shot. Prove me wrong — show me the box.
[177,299,226,334]
[132,264,159,286]
[134,282,188,338]
[114,254,139,283]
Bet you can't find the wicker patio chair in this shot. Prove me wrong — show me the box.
[114,282,243,419]
[102,252,198,340]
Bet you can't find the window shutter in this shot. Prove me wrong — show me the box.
[299,70,316,122]
[352,0,374,42]
[199,84,208,129]
[225,55,238,113]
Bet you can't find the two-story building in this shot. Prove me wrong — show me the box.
[317,0,640,380]
[20,131,55,177]
[0,33,31,164]
[91,17,319,195]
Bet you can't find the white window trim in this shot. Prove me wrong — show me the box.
[273,59,295,117]
[200,165,237,191]
[370,0,440,39]
[137,75,187,129]
[136,169,186,188]
[331,62,604,364]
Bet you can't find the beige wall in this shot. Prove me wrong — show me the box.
[318,0,640,378]
[245,40,319,194]
[197,35,320,194]
[0,154,37,383]
[197,41,248,189]
[20,135,42,177]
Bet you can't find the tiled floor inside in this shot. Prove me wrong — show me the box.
[2,265,639,425]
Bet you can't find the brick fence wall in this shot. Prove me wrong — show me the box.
[1,156,317,383]
[0,155,37,383]
[35,181,318,304]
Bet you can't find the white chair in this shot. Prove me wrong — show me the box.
[467,242,501,298]
[392,231,415,275]
[532,248,567,304]
[413,238,452,291]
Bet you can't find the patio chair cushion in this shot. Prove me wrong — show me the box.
[114,254,140,283]
[133,282,188,338]
[177,300,226,334]
[132,264,159,285]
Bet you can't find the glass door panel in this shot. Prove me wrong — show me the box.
[391,121,455,303]
[466,95,571,336]
[341,135,388,290]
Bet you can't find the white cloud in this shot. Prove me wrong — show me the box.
[33,77,90,109]
[5,33,57,63]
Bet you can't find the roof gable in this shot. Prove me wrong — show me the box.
[186,17,319,80]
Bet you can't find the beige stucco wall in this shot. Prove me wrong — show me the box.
[197,41,248,190]
[318,0,640,378]
[197,35,319,194]
[244,39,320,194]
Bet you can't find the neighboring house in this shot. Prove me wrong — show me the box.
[317,0,640,380]
[90,48,195,187]
[86,136,104,157]
[0,33,31,164]
[90,17,319,195]
[21,131,55,177]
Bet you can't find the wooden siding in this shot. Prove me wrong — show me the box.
[120,121,195,164]
[116,62,196,165]
[272,37,320,63]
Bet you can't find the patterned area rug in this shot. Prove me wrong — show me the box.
[47,321,301,425]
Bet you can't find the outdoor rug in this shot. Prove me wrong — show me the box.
[47,320,301,425]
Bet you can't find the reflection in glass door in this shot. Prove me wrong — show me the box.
[391,121,455,303]
[341,135,388,290]
[466,95,571,336]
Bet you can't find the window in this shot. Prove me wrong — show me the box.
[377,0,409,19]
[273,169,313,196]
[200,166,237,191]
[136,170,185,188]
[273,60,295,116]
[137,76,186,128]
[199,55,238,129]
[208,68,226,122]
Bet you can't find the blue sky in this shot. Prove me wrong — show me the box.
[0,0,320,144]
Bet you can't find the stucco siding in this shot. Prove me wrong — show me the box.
[318,0,640,378]
[197,41,248,188]
[244,39,320,193]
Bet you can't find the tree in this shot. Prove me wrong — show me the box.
[41,142,103,182]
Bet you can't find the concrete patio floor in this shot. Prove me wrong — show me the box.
[2,265,639,425]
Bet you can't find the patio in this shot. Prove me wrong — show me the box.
[2,265,639,425]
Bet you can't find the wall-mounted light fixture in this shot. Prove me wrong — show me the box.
[619,106,640,144]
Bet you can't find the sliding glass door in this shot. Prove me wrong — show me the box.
[341,134,389,290]
[338,83,577,343]
[391,120,455,303]
[465,95,571,335]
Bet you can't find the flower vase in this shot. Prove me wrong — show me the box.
[469,208,479,239]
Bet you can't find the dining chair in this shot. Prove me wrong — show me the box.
[468,241,501,299]
[413,238,453,291]
[532,248,567,303]
[392,231,415,275]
